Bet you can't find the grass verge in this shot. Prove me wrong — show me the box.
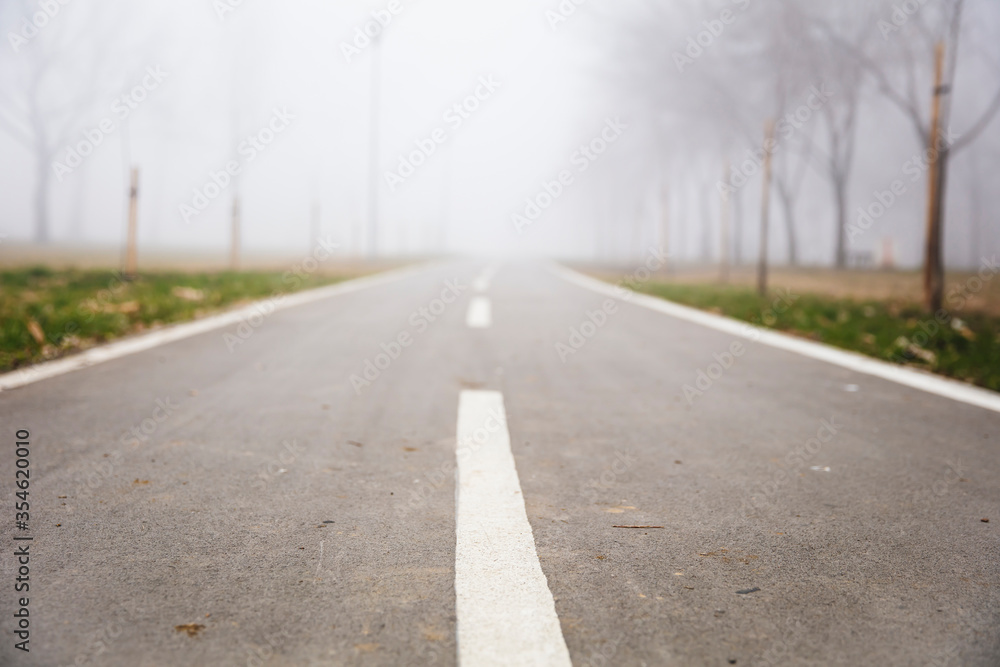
[0,267,354,373]
[630,281,1000,392]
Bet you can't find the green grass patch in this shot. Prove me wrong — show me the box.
[0,268,353,373]
[632,281,1000,392]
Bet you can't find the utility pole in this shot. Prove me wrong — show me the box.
[367,35,382,259]
[124,167,139,278]
[923,41,947,312]
[757,121,775,296]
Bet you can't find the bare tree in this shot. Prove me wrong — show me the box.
[801,5,880,268]
[0,2,135,243]
[844,0,1000,309]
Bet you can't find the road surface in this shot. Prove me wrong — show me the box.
[1,260,998,666]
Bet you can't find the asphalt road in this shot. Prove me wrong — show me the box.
[1,260,998,666]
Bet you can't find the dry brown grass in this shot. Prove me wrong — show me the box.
[581,263,1000,316]
[0,242,408,275]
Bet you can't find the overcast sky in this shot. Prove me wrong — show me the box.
[1,0,998,267]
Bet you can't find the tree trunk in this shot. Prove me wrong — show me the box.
[34,152,51,244]
[777,182,798,266]
[700,184,712,264]
[720,161,731,283]
[659,180,670,268]
[732,186,743,266]
[758,121,775,296]
[923,42,947,313]
[833,173,848,269]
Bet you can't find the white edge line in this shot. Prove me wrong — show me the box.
[550,263,1000,415]
[0,262,435,392]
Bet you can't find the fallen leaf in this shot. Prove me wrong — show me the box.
[175,623,205,637]
[171,287,205,301]
[26,319,45,344]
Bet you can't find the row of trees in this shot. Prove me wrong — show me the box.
[0,1,272,267]
[610,0,1000,310]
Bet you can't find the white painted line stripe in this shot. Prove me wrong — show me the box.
[0,263,433,392]
[455,390,571,667]
[551,264,1000,414]
[466,297,493,329]
[473,263,502,292]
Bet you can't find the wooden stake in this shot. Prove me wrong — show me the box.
[124,167,139,278]
[660,180,670,271]
[230,196,241,271]
[757,121,775,296]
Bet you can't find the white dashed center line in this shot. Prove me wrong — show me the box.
[472,263,501,292]
[454,390,571,667]
[466,297,493,329]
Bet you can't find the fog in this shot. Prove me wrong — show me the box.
[1,0,998,267]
